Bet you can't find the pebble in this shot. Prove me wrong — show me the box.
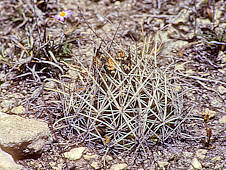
[90,161,100,169]
[11,105,25,114]
[191,158,202,169]
[219,116,226,123]
[196,149,207,160]
[64,147,86,161]
[110,163,127,170]
[157,161,169,168]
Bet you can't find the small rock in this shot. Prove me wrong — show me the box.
[196,149,208,160]
[219,116,226,123]
[110,163,127,170]
[157,161,169,168]
[218,86,226,95]
[91,161,100,169]
[183,151,193,158]
[11,106,25,115]
[64,147,86,161]
[191,158,202,169]
[83,153,98,160]
[0,99,16,110]
[102,155,113,161]
[0,148,24,170]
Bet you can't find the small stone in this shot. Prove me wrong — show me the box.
[83,153,98,160]
[114,1,120,5]
[91,161,100,169]
[218,86,226,95]
[11,106,25,114]
[183,151,193,158]
[196,149,208,160]
[102,155,113,161]
[219,116,226,123]
[64,147,86,161]
[157,161,169,168]
[191,158,202,169]
[110,163,127,170]
[0,99,16,110]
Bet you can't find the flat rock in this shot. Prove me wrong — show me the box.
[191,158,202,169]
[11,105,25,115]
[0,115,50,160]
[157,161,169,168]
[196,149,208,160]
[110,163,127,170]
[0,148,24,170]
[64,147,86,160]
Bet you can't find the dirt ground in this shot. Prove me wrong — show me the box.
[0,0,225,169]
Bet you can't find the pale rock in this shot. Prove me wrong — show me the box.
[196,149,208,160]
[219,116,226,123]
[157,161,169,168]
[0,148,24,170]
[191,158,202,169]
[110,163,127,170]
[64,147,86,160]
[83,153,98,160]
[0,115,50,159]
[11,106,25,114]
[102,155,113,161]
[0,99,16,110]
[91,161,100,169]
[183,151,193,158]
[218,86,226,95]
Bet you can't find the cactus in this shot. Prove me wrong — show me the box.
[53,36,187,157]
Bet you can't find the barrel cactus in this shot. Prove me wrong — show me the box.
[53,38,187,157]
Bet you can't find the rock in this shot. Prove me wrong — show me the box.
[191,158,202,169]
[0,115,50,160]
[219,116,226,123]
[0,148,24,170]
[64,147,86,160]
[110,163,127,170]
[196,149,208,160]
[157,161,169,168]
[0,99,16,111]
[183,151,193,158]
[11,106,25,115]
[110,163,128,170]
[91,161,101,169]
[218,86,226,95]
[83,153,99,160]
[102,155,113,161]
